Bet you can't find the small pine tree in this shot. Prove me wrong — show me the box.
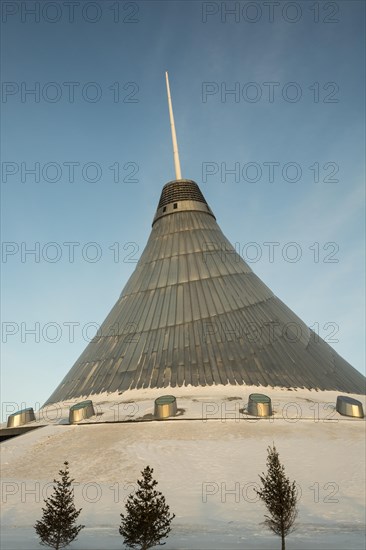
[34,461,84,550]
[255,445,298,550]
[119,465,175,550]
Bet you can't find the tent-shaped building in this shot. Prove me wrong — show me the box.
[45,75,365,405]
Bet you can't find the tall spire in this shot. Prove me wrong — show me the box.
[165,71,182,180]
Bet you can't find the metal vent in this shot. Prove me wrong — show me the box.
[7,408,36,428]
[154,395,177,419]
[69,400,95,423]
[247,393,272,417]
[158,180,208,208]
[336,395,364,418]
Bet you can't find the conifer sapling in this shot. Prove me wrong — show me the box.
[34,461,84,549]
[119,465,175,550]
[255,445,298,550]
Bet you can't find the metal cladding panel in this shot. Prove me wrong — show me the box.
[45,180,366,405]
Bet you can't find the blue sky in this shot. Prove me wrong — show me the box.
[1,0,365,414]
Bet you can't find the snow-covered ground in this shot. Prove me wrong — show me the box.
[1,386,365,549]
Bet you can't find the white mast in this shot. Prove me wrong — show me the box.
[165,71,182,180]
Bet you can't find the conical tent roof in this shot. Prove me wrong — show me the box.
[45,179,365,404]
